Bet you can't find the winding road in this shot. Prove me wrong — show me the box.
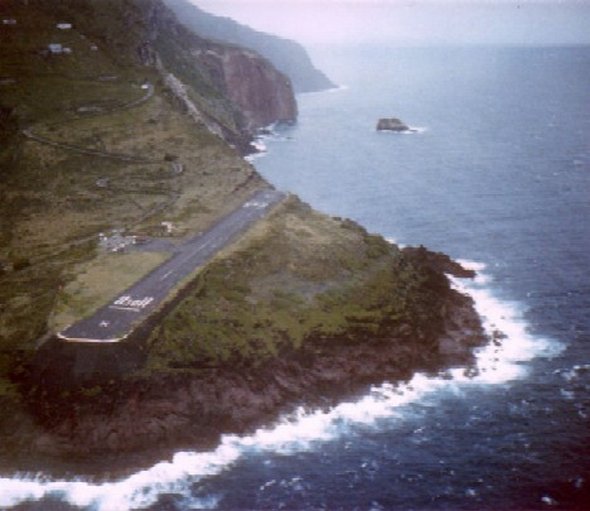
[21,84,162,164]
[58,188,285,342]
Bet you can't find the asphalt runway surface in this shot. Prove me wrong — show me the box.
[59,188,285,342]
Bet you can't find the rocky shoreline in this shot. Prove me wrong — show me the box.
[2,251,488,479]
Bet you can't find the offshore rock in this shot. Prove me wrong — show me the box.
[376,117,411,132]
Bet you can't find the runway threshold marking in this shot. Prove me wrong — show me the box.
[108,295,155,313]
[109,305,142,312]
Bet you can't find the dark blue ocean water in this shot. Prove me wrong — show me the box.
[3,46,590,510]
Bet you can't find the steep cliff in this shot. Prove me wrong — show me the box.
[204,46,297,130]
[163,0,335,93]
[142,0,297,138]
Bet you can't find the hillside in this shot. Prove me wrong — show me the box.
[0,0,485,471]
[163,0,336,93]
[0,0,293,379]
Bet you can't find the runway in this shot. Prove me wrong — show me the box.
[58,188,285,342]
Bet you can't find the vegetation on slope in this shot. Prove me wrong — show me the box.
[145,196,455,373]
[0,0,266,389]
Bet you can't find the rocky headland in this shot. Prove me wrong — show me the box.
[4,199,488,476]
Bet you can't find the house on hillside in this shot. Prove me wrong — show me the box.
[48,43,63,54]
[2,18,17,25]
[56,22,72,30]
[47,43,72,55]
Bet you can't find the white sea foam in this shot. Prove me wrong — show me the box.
[0,262,564,510]
[406,126,428,134]
[245,139,268,163]
[385,236,405,248]
[376,126,428,135]
[245,125,293,163]
[298,84,349,97]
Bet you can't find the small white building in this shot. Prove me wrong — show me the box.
[56,22,72,30]
[48,43,63,54]
[161,221,175,234]
[47,43,72,55]
[2,18,17,25]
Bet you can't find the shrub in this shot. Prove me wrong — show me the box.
[11,257,31,271]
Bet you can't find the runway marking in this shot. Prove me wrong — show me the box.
[109,305,142,312]
[243,200,268,209]
[160,270,173,281]
[109,295,154,312]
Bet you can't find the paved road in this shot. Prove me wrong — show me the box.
[58,188,285,342]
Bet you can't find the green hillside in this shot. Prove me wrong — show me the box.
[0,0,265,375]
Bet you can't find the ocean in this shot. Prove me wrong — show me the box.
[2,45,590,510]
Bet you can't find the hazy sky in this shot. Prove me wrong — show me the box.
[192,0,590,46]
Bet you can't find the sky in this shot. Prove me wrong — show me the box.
[191,0,590,46]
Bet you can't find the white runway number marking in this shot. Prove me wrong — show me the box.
[109,295,155,312]
[243,200,268,209]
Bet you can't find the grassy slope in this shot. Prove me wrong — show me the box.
[0,1,264,391]
[145,196,451,373]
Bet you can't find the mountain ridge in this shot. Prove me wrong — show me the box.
[163,0,336,93]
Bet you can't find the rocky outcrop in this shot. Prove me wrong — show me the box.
[12,253,486,475]
[402,245,476,278]
[19,302,484,471]
[196,46,298,132]
[377,117,412,132]
[145,0,297,142]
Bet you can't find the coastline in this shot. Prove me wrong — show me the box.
[1,246,488,480]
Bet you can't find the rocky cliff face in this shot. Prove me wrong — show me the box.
[146,0,297,142]
[201,46,297,131]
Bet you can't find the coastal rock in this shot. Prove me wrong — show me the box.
[13,276,487,474]
[402,245,476,278]
[376,117,411,132]
[202,46,298,131]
